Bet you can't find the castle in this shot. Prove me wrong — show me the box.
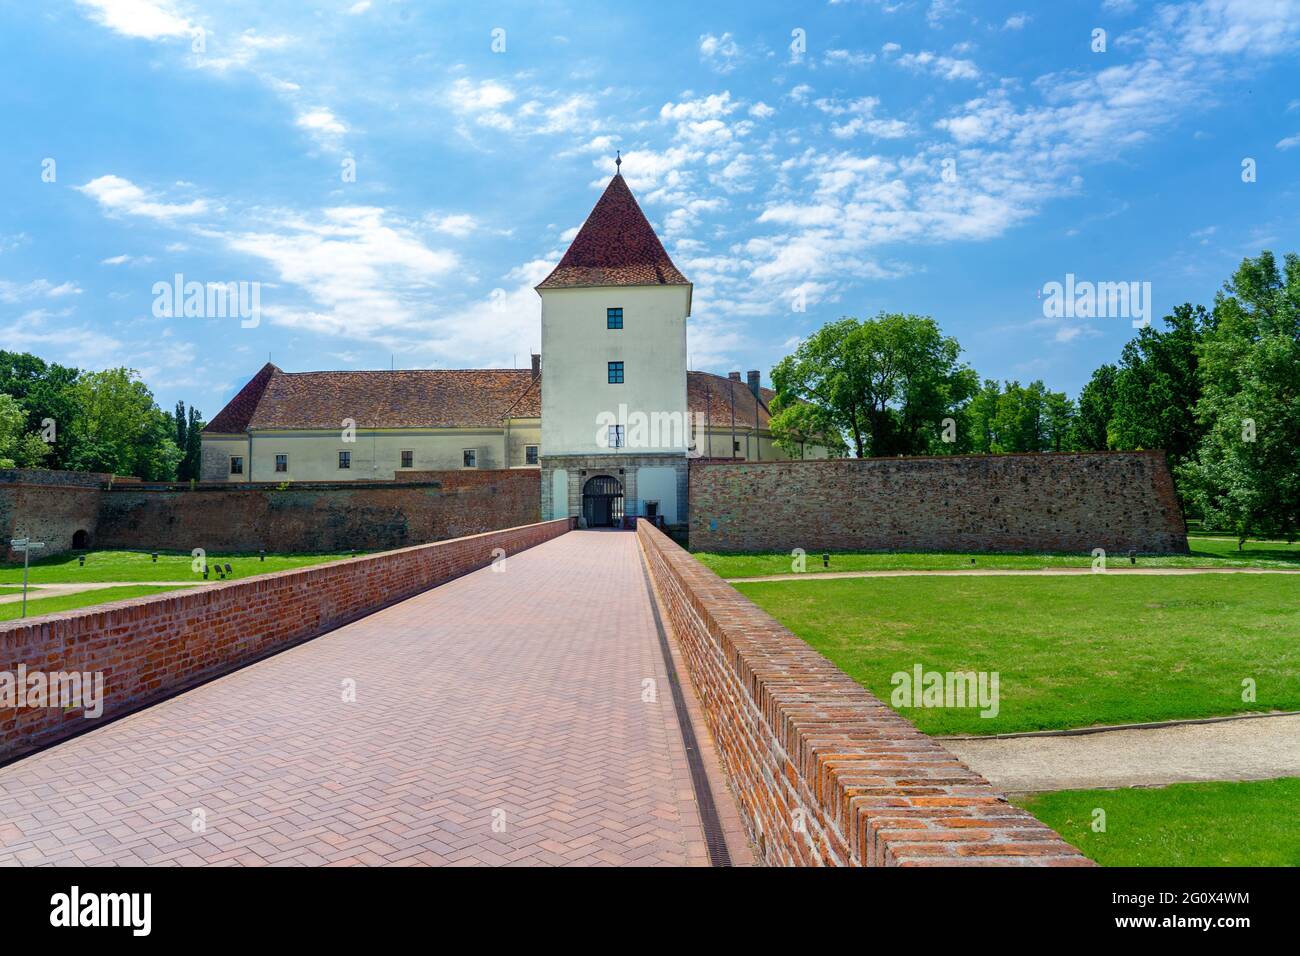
[201,168,830,526]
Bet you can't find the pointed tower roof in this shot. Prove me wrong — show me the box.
[537,173,690,290]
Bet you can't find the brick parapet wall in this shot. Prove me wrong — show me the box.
[637,520,1092,867]
[0,468,113,488]
[0,517,574,764]
[690,451,1187,554]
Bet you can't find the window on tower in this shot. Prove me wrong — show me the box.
[607,307,623,329]
[608,361,624,384]
[608,425,625,448]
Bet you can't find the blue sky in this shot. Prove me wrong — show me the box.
[1,0,1298,420]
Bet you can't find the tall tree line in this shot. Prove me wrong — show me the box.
[769,251,1300,542]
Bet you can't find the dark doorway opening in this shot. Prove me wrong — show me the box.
[72,529,89,549]
[582,475,624,528]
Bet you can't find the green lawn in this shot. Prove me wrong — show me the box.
[0,586,195,622]
[0,586,23,596]
[1015,778,1300,866]
[695,534,1300,579]
[733,575,1300,735]
[0,549,360,585]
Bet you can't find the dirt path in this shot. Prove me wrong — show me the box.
[0,581,196,606]
[941,713,1300,794]
[727,566,1300,583]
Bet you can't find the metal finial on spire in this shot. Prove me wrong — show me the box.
[615,150,622,173]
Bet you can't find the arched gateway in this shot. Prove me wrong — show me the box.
[582,475,624,528]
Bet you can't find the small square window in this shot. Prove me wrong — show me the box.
[608,361,624,384]
[525,444,539,465]
[274,454,288,473]
[608,425,625,448]
[230,456,243,475]
[400,450,414,469]
[733,440,741,453]
[463,448,477,468]
[607,307,623,329]
[338,451,351,469]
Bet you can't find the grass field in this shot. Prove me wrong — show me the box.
[1015,778,1300,866]
[695,535,1300,579]
[0,586,22,596]
[733,574,1300,735]
[0,549,360,585]
[0,586,195,622]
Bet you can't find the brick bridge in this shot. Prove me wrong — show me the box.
[0,523,1086,867]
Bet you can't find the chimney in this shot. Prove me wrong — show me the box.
[747,370,761,401]
[531,353,541,379]
[727,371,741,381]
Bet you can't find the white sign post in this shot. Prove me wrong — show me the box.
[10,538,45,618]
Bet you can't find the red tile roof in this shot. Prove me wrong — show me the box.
[536,173,690,290]
[687,371,775,432]
[203,366,541,433]
[205,362,278,433]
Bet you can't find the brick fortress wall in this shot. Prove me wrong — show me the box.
[689,451,1187,554]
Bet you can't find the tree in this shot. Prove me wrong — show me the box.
[66,368,182,480]
[1180,251,1300,543]
[1109,304,1210,471]
[173,401,205,481]
[1043,391,1077,452]
[1075,363,1118,450]
[0,351,80,468]
[0,393,51,468]
[770,313,975,458]
[767,400,847,458]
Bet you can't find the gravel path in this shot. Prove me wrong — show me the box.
[942,714,1300,794]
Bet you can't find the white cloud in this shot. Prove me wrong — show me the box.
[0,280,83,304]
[296,107,348,138]
[347,1,372,13]
[1159,0,1300,56]
[749,101,776,119]
[895,50,980,80]
[1003,14,1030,31]
[699,32,741,73]
[100,254,152,265]
[426,213,479,237]
[75,0,195,40]
[76,174,211,220]
[1278,133,1300,150]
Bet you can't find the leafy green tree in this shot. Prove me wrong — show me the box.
[1075,363,1118,450]
[66,368,182,479]
[1043,391,1077,452]
[1109,304,1210,471]
[767,400,847,458]
[0,351,80,468]
[0,393,51,468]
[770,313,975,457]
[1180,251,1300,543]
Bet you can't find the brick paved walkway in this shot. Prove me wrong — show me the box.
[0,531,722,866]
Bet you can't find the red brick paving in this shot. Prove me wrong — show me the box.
[0,531,716,867]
